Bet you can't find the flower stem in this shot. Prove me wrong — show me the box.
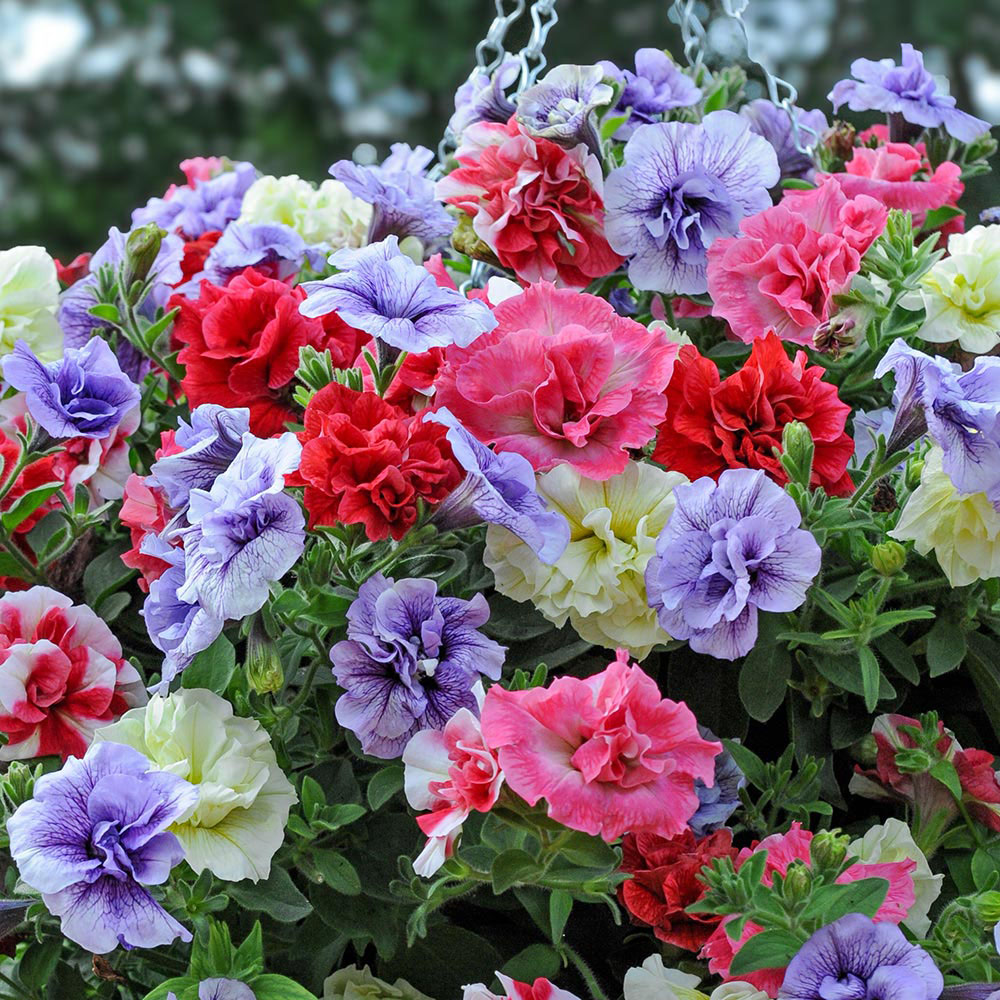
[561,944,609,1000]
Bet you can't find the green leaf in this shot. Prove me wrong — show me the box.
[88,303,122,323]
[141,305,180,348]
[548,889,573,943]
[722,739,768,787]
[930,758,963,802]
[971,844,1000,890]
[813,649,895,703]
[313,850,362,896]
[18,938,62,992]
[782,178,816,190]
[925,620,967,676]
[491,848,541,895]
[799,878,888,924]
[83,541,135,604]
[920,204,965,232]
[728,929,805,976]
[367,765,404,810]
[873,633,920,684]
[300,776,325,820]
[142,978,199,1000]
[182,634,237,693]
[858,645,882,711]
[229,867,312,923]
[501,943,562,983]
[702,82,728,113]
[966,633,1000,743]
[1,481,63,533]
[248,974,318,1000]
[311,802,366,832]
[0,551,30,580]
[738,615,792,722]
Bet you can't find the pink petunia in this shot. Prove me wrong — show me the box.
[0,587,146,760]
[699,822,917,996]
[433,282,678,479]
[479,650,720,842]
[706,179,888,345]
[403,707,505,876]
[436,116,623,289]
[464,973,582,1000]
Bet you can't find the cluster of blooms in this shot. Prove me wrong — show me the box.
[0,27,998,1000]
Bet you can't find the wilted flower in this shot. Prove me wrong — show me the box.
[331,573,506,759]
[604,111,779,295]
[830,44,989,143]
[7,741,197,953]
[97,688,297,882]
[0,246,62,361]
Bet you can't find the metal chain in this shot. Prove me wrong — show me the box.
[669,0,819,154]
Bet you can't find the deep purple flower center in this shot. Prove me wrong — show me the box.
[819,973,869,1000]
[89,820,135,882]
[646,170,741,254]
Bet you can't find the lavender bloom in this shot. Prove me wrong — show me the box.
[779,914,943,1000]
[59,225,185,382]
[169,981,256,1000]
[330,143,454,251]
[141,541,224,690]
[194,222,308,288]
[601,49,702,140]
[646,469,821,661]
[604,111,779,295]
[148,404,251,508]
[830,44,990,144]
[424,408,570,564]
[689,728,746,837]
[132,161,258,238]
[740,99,828,182]
[331,573,506,759]
[7,741,197,954]
[875,341,1000,507]
[300,236,497,353]
[450,59,519,137]
[516,64,615,156]
[2,336,140,439]
[177,433,305,622]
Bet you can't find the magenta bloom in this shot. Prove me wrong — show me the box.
[7,741,197,954]
[706,179,888,345]
[480,650,721,842]
[433,282,678,479]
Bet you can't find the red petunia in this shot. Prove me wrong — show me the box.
[173,268,368,436]
[176,229,222,286]
[653,332,854,495]
[619,828,736,951]
[955,748,1000,832]
[296,383,460,541]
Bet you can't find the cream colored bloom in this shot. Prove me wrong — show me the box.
[239,174,372,250]
[918,225,1000,353]
[0,246,62,360]
[96,688,296,882]
[848,817,942,936]
[484,461,688,659]
[323,966,432,1000]
[891,447,1000,586]
[623,956,766,1000]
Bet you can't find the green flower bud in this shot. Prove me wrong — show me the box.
[894,748,935,774]
[122,223,166,293]
[810,830,849,871]
[782,862,812,902]
[451,213,500,266]
[780,420,815,489]
[974,890,1000,924]
[246,619,283,695]
[871,540,907,577]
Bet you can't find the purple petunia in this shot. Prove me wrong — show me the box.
[7,741,197,954]
[778,914,943,1000]
[875,341,1000,507]
[830,44,990,144]
[450,59,519,137]
[515,63,615,156]
[191,221,311,289]
[169,981,256,1000]
[331,573,506,759]
[177,433,305,623]
[604,110,779,295]
[299,236,497,354]
[330,143,454,251]
[424,408,570,565]
[645,468,821,661]
[148,403,251,508]
[58,225,185,382]
[132,161,258,238]
[601,49,703,140]
[689,727,746,837]
[2,336,140,440]
[740,99,828,182]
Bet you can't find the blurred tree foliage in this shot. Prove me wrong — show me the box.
[0,0,996,259]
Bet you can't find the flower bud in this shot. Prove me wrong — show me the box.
[780,420,815,488]
[782,862,812,902]
[894,748,935,774]
[122,223,165,292]
[871,540,907,577]
[973,890,1000,924]
[810,830,849,871]
[246,620,283,695]
[451,213,501,266]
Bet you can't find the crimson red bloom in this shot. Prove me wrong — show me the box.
[297,383,460,541]
[176,229,222,286]
[437,116,623,288]
[955,748,1000,832]
[653,332,854,494]
[619,828,736,951]
[53,253,91,287]
[173,268,368,436]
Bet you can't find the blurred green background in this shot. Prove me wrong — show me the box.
[1,0,998,260]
